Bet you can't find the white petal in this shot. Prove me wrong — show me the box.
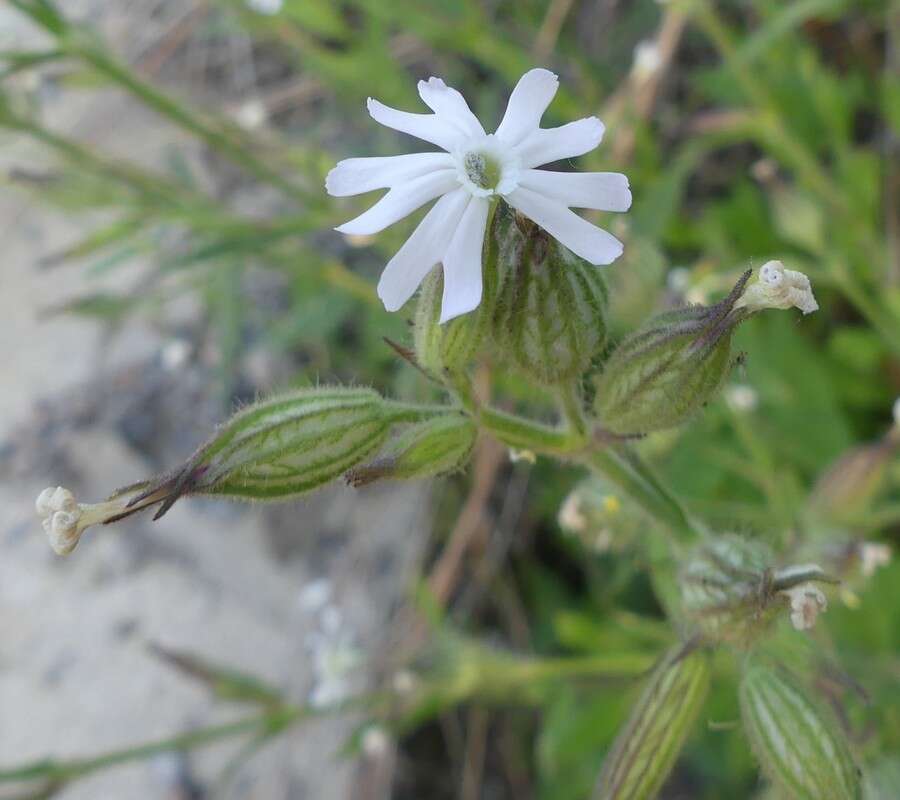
[518,170,631,211]
[515,117,605,168]
[335,169,459,235]
[326,153,454,197]
[440,197,490,323]
[417,77,485,138]
[506,187,623,265]
[367,98,463,151]
[377,188,470,312]
[495,68,559,147]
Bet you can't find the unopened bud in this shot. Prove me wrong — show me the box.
[594,641,712,800]
[181,387,390,500]
[414,206,509,376]
[594,271,751,435]
[493,208,609,385]
[740,662,862,800]
[734,260,818,315]
[345,414,476,487]
[810,413,899,523]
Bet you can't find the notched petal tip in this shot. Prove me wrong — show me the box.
[324,166,341,196]
[597,236,624,265]
[421,76,447,91]
[376,280,406,313]
[618,175,633,211]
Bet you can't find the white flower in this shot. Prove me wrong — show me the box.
[859,542,891,578]
[724,383,758,413]
[307,628,362,709]
[297,578,332,612]
[234,99,268,131]
[326,69,631,322]
[783,583,828,631]
[391,669,418,696]
[558,492,587,534]
[893,397,900,428]
[734,260,818,315]
[361,726,392,759]
[246,0,282,14]
[508,448,537,464]
[632,41,662,80]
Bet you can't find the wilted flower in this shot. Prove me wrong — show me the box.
[783,583,828,631]
[35,485,160,555]
[734,260,818,315]
[327,68,631,322]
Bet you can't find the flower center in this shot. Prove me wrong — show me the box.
[454,134,520,198]
[463,151,501,190]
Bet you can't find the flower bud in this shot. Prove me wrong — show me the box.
[740,663,862,800]
[413,204,509,376]
[345,414,476,487]
[681,536,773,645]
[809,418,899,524]
[593,271,751,436]
[492,208,609,385]
[173,387,391,501]
[680,535,836,644]
[734,260,818,315]
[594,641,712,800]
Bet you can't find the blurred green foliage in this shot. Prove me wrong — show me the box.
[1,0,898,797]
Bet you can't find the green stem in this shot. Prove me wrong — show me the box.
[557,382,588,438]
[384,401,462,424]
[504,652,656,683]
[68,41,303,201]
[479,405,585,454]
[478,403,697,541]
[0,707,307,786]
[585,449,699,543]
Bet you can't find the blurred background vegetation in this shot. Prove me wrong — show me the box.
[1,0,898,797]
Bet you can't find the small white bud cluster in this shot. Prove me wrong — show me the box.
[299,580,363,709]
[735,261,819,315]
[783,583,828,631]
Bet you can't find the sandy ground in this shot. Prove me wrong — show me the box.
[0,5,429,798]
